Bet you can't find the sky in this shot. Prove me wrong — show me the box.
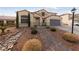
[0,7,79,16]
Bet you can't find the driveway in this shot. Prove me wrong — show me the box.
[56,25,79,35]
[37,27,72,51]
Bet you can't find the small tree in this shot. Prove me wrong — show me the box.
[0,24,7,35]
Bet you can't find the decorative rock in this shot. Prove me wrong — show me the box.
[7,43,13,49]
[0,32,23,51]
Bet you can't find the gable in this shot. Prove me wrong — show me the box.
[35,9,50,17]
[34,9,57,18]
[18,10,30,16]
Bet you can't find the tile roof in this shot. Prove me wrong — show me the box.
[0,16,16,21]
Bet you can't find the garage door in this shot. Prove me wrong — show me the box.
[50,19,60,26]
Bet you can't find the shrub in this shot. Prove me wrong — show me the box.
[31,28,38,34]
[22,39,42,51]
[7,30,10,33]
[34,25,37,28]
[0,26,6,34]
[63,33,79,43]
[50,27,57,32]
[46,26,50,29]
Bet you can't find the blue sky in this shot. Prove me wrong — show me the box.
[0,7,79,16]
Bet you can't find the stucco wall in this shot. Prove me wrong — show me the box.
[35,9,56,18]
[61,14,72,25]
[30,13,35,27]
[18,10,29,27]
[17,9,61,27]
[61,14,69,25]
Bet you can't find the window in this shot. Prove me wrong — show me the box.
[42,12,45,16]
[21,15,28,23]
[7,21,15,25]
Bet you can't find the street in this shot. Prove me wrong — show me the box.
[56,25,79,35]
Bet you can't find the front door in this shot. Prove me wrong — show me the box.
[42,20,46,26]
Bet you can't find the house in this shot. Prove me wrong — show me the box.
[61,13,79,26]
[0,16,16,26]
[16,9,62,28]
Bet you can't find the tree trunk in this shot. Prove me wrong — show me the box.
[16,11,19,28]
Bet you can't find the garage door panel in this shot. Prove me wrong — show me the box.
[50,20,60,26]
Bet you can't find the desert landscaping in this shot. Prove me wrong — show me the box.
[0,26,79,51]
[0,8,79,51]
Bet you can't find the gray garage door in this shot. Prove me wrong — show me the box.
[50,19,60,26]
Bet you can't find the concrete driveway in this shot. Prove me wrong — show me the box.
[56,25,79,35]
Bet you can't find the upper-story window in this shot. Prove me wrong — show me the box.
[42,12,45,16]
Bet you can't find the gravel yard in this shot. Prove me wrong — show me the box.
[0,27,79,51]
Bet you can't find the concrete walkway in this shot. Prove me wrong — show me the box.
[37,27,72,51]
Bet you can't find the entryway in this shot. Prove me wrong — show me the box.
[42,19,46,26]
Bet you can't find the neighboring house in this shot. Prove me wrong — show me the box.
[61,13,79,26]
[16,9,62,28]
[0,16,16,26]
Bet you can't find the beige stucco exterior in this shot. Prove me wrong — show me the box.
[17,9,62,27]
[61,13,79,26]
[17,10,30,27]
[61,14,71,25]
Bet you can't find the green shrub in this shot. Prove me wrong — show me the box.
[63,33,79,43]
[31,28,38,34]
[50,27,57,32]
[22,39,42,51]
